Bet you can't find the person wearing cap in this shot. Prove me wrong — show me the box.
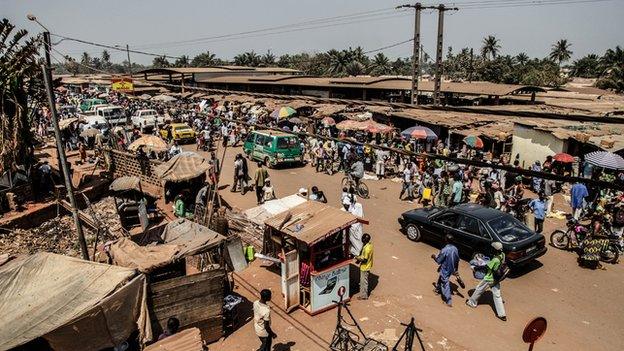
[466,241,507,321]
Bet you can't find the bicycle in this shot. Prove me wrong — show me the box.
[341,174,370,199]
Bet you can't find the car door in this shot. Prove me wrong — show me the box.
[253,134,265,160]
[455,214,492,255]
[429,211,460,241]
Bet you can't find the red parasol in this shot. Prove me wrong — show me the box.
[553,153,574,163]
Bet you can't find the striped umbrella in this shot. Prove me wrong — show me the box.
[270,106,297,119]
[401,126,438,141]
[463,135,484,149]
[584,151,624,170]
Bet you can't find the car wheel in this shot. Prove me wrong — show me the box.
[405,224,422,242]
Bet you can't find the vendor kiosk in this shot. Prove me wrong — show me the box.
[263,201,365,315]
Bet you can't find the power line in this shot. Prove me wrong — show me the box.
[132,7,403,49]
[439,0,614,9]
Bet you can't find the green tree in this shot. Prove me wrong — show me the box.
[599,46,624,74]
[191,51,217,67]
[596,65,624,92]
[481,35,501,60]
[368,53,392,76]
[101,50,111,68]
[570,54,600,78]
[174,55,190,67]
[261,50,276,66]
[549,39,572,68]
[64,55,80,76]
[0,19,42,173]
[327,49,351,77]
[516,52,529,66]
[234,51,261,66]
[152,56,170,68]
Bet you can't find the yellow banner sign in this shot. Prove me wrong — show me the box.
[111,77,134,92]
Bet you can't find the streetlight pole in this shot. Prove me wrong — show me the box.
[29,14,90,260]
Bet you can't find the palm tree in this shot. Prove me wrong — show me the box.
[516,52,529,66]
[234,51,261,67]
[152,55,170,68]
[481,35,501,60]
[0,19,42,174]
[101,50,111,68]
[191,51,217,67]
[597,65,624,93]
[549,39,572,68]
[80,52,92,73]
[599,46,624,74]
[174,55,190,67]
[327,49,351,77]
[368,53,392,76]
[570,54,600,78]
[261,50,276,66]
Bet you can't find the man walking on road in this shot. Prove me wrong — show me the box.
[254,161,269,205]
[356,234,374,300]
[466,242,507,321]
[254,289,277,351]
[432,234,460,306]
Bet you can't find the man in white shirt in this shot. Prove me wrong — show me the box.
[253,289,276,351]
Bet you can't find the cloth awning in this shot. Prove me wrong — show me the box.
[108,237,180,273]
[154,152,210,182]
[109,176,141,192]
[0,253,151,350]
[162,218,226,258]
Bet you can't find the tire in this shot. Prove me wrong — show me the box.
[550,230,569,249]
[405,224,422,241]
[358,182,370,199]
[602,243,620,264]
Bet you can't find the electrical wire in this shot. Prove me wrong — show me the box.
[132,7,403,49]
[438,0,614,9]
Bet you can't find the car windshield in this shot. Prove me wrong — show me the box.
[488,215,533,242]
[174,126,191,131]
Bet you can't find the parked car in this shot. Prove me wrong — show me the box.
[243,130,303,168]
[79,98,107,112]
[398,203,546,266]
[131,109,164,131]
[159,123,196,143]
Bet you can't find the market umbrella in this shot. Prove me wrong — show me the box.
[321,116,336,126]
[270,106,297,119]
[584,151,624,170]
[463,135,484,149]
[128,135,169,153]
[80,128,101,138]
[401,126,438,141]
[155,152,211,182]
[151,94,177,102]
[553,152,575,163]
[288,117,303,124]
[138,94,152,100]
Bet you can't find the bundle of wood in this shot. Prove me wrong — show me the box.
[225,209,263,250]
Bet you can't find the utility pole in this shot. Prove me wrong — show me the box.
[432,5,458,106]
[41,64,90,260]
[126,44,132,75]
[397,3,436,105]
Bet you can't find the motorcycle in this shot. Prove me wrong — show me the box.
[550,216,589,250]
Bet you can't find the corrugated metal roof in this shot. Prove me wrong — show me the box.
[195,75,544,96]
[265,201,359,245]
[135,66,301,75]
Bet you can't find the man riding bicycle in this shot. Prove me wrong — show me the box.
[349,157,365,187]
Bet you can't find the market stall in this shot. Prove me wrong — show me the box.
[263,201,366,315]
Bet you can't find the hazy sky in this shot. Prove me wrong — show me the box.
[4,0,624,65]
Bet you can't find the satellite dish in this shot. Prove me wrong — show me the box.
[522,317,547,351]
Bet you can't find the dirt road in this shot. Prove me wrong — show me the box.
[189,144,624,351]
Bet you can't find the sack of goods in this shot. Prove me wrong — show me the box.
[469,253,490,280]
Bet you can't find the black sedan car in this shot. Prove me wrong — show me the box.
[398,203,546,266]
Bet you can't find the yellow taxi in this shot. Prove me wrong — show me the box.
[159,123,196,143]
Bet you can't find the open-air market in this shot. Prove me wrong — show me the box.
[2,1,624,351]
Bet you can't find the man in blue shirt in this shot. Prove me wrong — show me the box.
[571,182,588,220]
[431,234,460,306]
[529,193,547,233]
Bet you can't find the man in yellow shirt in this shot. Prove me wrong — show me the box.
[356,233,373,300]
